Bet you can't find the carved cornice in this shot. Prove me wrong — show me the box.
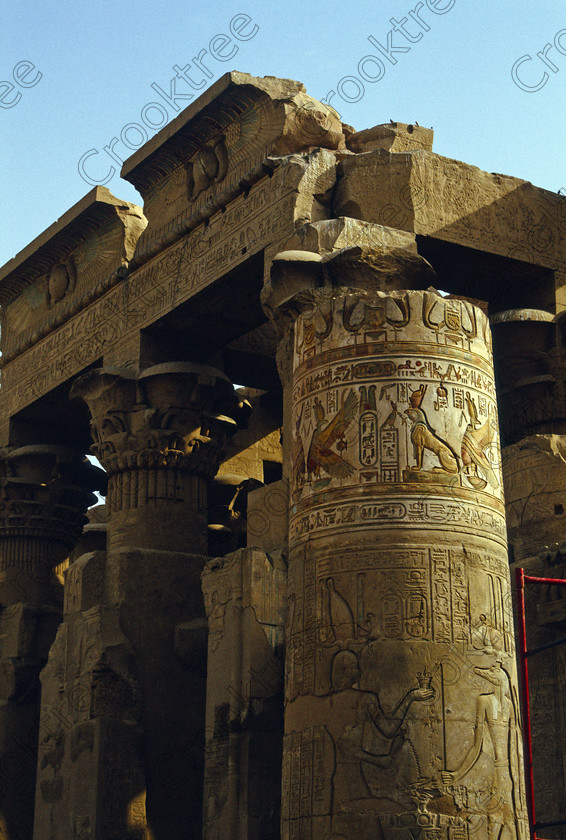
[71,363,250,512]
[0,264,131,367]
[0,187,146,366]
[121,72,345,265]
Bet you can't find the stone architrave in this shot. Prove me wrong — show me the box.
[333,147,566,272]
[263,248,529,840]
[46,362,249,840]
[0,446,104,840]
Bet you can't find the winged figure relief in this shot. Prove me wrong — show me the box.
[293,389,357,488]
[460,394,499,489]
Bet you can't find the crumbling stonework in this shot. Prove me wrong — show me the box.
[0,72,563,839]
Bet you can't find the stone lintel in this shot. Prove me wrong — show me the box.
[284,217,419,256]
[0,187,146,368]
[346,121,434,154]
[0,152,332,436]
[121,71,344,191]
[263,240,436,328]
[333,147,566,274]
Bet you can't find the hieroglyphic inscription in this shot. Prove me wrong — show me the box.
[290,494,507,545]
[282,727,333,834]
[303,549,316,695]
[293,355,496,401]
[431,548,452,643]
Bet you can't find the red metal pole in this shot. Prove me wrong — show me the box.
[523,574,566,586]
[515,567,537,840]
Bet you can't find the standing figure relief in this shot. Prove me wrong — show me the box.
[441,658,522,840]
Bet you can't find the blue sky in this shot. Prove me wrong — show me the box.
[2,0,565,267]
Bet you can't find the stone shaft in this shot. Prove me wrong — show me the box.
[0,446,103,840]
[267,254,529,840]
[201,547,286,840]
[41,362,247,840]
[494,309,566,836]
[502,437,566,835]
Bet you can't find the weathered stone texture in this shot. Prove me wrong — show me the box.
[1,71,564,840]
[0,447,104,840]
[202,548,286,840]
[503,436,566,837]
[265,249,528,840]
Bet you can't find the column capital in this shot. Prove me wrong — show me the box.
[491,308,566,443]
[72,363,250,480]
[0,445,105,604]
[71,363,250,551]
[261,244,436,335]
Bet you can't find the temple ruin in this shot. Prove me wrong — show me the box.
[0,72,565,840]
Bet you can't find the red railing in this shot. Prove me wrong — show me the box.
[515,568,566,840]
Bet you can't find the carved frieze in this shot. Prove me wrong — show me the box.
[122,71,345,264]
[333,148,566,271]
[0,158,319,435]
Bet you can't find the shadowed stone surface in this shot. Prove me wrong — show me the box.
[0,72,563,839]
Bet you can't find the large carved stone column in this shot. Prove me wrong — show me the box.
[492,310,566,835]
[61,362,247,840]
[263,248,529,840]
[0,445,103,840]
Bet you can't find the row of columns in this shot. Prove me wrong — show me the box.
[0,240,533,840]
[0,446,104,840]
[0,363,249,839]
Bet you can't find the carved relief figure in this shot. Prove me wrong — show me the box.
[185,135,229,201]
[441,658,522,840]
[327,651,435,839]
[404,386,458,473]
[460,393,499,489]
[45,258,76,307]
[326,578,356,643]
[294,390,357,488]
[204,587,230,655]
[471,613,502,654]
